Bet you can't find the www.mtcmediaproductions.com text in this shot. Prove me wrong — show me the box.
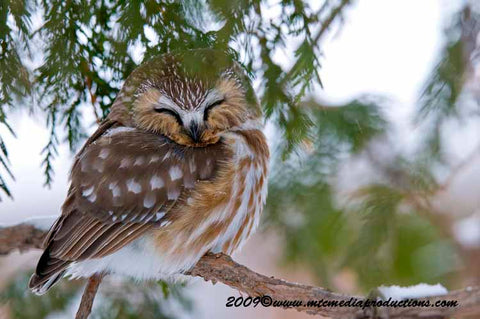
[225,295,458,309]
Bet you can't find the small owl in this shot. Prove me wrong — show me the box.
[29,49,269,294]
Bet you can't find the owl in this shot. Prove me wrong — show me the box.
[29,49,269,294]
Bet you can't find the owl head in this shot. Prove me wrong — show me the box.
[110,49,261,147]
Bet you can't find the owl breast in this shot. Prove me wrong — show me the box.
[149,129,269,274]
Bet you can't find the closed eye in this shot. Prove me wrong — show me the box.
[154,108,183,126]
[204,99,225,121]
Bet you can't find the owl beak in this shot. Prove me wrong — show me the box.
[188,122,203,143]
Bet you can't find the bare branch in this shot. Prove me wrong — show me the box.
[1,224,479,319]
[75,273,104,319]
[0,224,45,255]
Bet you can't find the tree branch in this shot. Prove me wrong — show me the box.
[75,273,104,319]
[1,223,479,319]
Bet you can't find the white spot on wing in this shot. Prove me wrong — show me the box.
[104,127,136,137]
[163,151,171,161]
[120,158,131,168]
[134,156,145,166]
[99,149,110,159]
[160,220,172,227]
[149,155,160,163]
[169,166,183,181]
[155,212,166,221]
[109,182,121,197]
[93,160,104,173]
[82,186,94,197]
[143,193,156,208]
[87,193,97,203]
[167,188,180,200]
[189,160,196,172]
[184,178,195,189]
[150,175,164,190]
[126,179,142,194]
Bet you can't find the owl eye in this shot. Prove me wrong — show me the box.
[204,99,225,121]
[154,108,183,126]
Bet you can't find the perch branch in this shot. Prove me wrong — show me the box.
[0,223,479,319]
[75,273,104,319]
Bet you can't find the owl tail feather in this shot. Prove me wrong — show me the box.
[29,247,70,295]
[29,270,65,295]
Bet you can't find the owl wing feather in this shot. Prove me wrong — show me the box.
[30,124,230,292]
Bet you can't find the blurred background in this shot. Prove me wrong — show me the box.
[1,0,479,318]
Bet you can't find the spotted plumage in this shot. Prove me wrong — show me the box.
[29,49,269,294]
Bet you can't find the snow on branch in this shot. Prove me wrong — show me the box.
[0,222,479,319]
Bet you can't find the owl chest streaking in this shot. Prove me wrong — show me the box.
[29,50,269,294]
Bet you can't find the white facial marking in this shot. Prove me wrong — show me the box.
[126,178,142,194]
[150,175,164,190]
[99,149,110,159]
[158,95,179,110]
[143,193,156,208]
[108,182,121,197]
[169,165,183,181]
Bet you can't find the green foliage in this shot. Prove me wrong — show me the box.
[264,4,477,292]
[1,272,192,319]
[266,97,389,288]
[416,7,480,160]
[344,185,456,288]
[91,280,192,319]
[1,273,80,319]
[308,96,387,153]
[0,0,32,199]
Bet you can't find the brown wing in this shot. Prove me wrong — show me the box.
[53,127,230,260]
[30,126,230,293]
